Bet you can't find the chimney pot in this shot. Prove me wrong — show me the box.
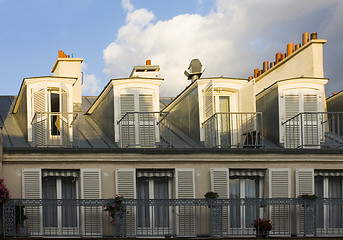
[263,61,269,72]
[287,43,294,56]
[302,32,309,45]
[258,70,262,77]
[270,62,275,68]
[310,32,318,40]
[146,59,151,65]
[248,76,253,81]
[295,44,301,51]
[281,53,286,60]
[58,50,64,58]
[275,52,282,63]
[254,68,259,78]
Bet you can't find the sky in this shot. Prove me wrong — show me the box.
[0,0,343,98]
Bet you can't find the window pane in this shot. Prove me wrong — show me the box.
[229,178,240,228]
[154,177,169,228]
[245,179,257,228]
[42,177,57,227]
[61,177,77,227]
[328,177,342,228]
[137,177,150,228]
[315,177,324,228]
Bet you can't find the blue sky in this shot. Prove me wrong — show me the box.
[1,0,343,97]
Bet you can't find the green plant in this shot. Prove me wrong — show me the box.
[15,206,27,225]
[104,195,124,224]
[253,218,272,232]
[204,191,219,199]
[299,194,317,199]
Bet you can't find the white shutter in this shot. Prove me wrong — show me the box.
[81,169,102,236]
[303,95,317,112]
[210,168,229,234]
[22,169,42,235]
[295,169,314,197]
[268,168,290,234]
[303,95,319,146]
[120,94,135,116]
[116,169,136,236]
[211,168,229,198]
[285,95,299,120]
[204,81,214,120]
[175,169,195,237]
[120,94,135,147]
[284,95,300,148]
[33,89,46,114]
[139,94,154,146]
[295,169,314,234]
[33,89,47,146]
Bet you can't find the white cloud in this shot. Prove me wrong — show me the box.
[82,74,102,96]
[104,0,343,97]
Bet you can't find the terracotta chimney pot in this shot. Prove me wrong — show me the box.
[146,59,151,65]
[302,32,309,45]
[287,43,294,56]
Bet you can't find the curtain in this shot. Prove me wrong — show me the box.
[62,177,78,227]
[229,179,240,228]
[42,177,57,227]
[137,177,150,228]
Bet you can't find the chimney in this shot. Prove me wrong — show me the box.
[254,68,259,78]
[248,76,253,81]
[295,44,301,51]
[263,61,269,73]
[281,53,286,60]
[302,32,309,45]
[287,43,294,56]
[310,32,318,40]
[184,59,204,81]
[146,59,151,65]
[258,70,262,77]
[270,62,275,68]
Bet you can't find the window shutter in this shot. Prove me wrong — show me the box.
[211,168,229,198]
[204,81,214,120]
[295,169,314,234]
[210,168,229,235]
[175,169,195,237]
[139,94,153,112]
[268,168,290,234]
[303,95,319,146]
[116,169,136,236]
[81,169,102,236]
[33,89,47,146]
[139,94,154,146]
[120,94,135,116]
[285,95,299,120]
[22,169,42,235]
[303,95,317,112]
[33,89,46,114]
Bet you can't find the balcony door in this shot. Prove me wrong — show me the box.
[42,170,79,235]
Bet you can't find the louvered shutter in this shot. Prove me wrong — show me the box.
[120,94,135,147]
[175,169,195,237]
[211,168,229,234]
[81,169,102,236]
[33,89,47,146]
[285,95,300,148]
[22,169,42,235]
[204,81,214,120]
[139,94,154,146]
[116,169,136,236]
[268,169,290,234]
[303,95,319,146]
[61,89,69,146]
[295,169,314,234]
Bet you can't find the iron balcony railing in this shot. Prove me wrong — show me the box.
[31,112,79,147]
[202,112,263,148]
[117,112,171,148]
[3,198,343,238]
[282,112,343,149]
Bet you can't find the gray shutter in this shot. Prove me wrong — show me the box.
[175,169,195,237]
[81,169,102,236]
[139,94,154,146]
[295,169,314,234]
[210,168,229,234]
[116,169,136,236]
[22,169,42,235]
[268,168,290,234]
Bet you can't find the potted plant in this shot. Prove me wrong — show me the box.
[253,218,272,237]
[204,191,219,199]
[0,178,10,204]
[104,195,124,224]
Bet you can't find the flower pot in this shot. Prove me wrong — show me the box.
[256,229,268,238]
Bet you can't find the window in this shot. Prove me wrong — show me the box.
[315,171,343,229]
[42,170,79,231]
[136,169,173,232]
[229,169,264,230]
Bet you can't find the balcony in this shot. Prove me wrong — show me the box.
[282,112,343,149]
[3,198,343,238]
[117,112,171,148]
[31,112,79,147]
[202,112,263,148]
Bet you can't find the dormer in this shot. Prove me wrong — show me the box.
[87,60,164,148]
[12,51,82,147]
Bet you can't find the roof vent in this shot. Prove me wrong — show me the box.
[184,59,204,81]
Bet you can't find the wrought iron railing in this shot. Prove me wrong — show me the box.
[117,112,171,148]
[282,112,343,149]
[202,112,263,148]
[31,112,79,147]
[4,198,342,238]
